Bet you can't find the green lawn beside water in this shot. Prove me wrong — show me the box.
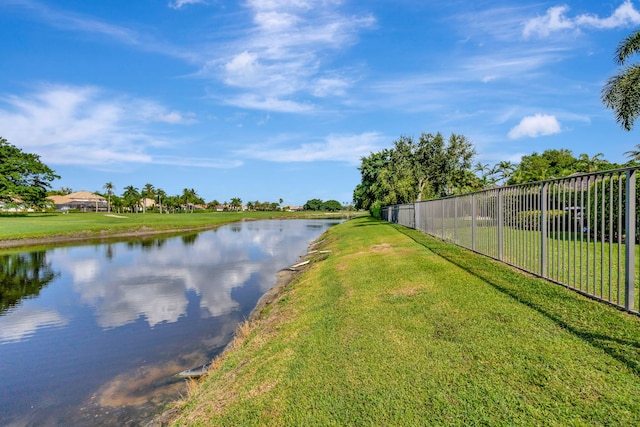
[0,211,350,244]
[172,216,640,426]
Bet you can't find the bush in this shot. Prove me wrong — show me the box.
[370,200,382,219]
[586,174,640,242]
[515,210,565,231]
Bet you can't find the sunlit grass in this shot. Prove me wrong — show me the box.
[171,216,640,426]
[432,222,640,310]
[0,211,357,242]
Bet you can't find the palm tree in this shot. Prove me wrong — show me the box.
[141,183,155,214]
[494,161,515,185]
[602,30,640,131]
[230,197,242,211]
[103,182,115,212]
[156,188,166,214]
[181,188,200,212]
[577,153,604,172]
[474,162,496,188]
[122,185,140,213]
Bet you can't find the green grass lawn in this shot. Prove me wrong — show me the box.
[0,211,354,243]
[171,216,640,426]
[430,221,639,310]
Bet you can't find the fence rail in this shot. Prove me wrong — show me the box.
[382,167,640,315]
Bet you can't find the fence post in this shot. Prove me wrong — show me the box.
[454,198,458,244]
[441,200,445,240]
[498,190,504,261]
[541,183,548,278]
[472,194,477,251]
[625,169,636,311]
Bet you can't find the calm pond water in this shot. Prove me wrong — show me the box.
[0,219,341,426]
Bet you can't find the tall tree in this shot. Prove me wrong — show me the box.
[141,183,155,214]
[322,200,342,211]
[353,132,476,213]
[0,137,59,209]
[304,199,324,211]
[122,185,140,213]
[230,197,243,211]
[474,162,496,188]
[353,149,392,211]
[493,161,515,185]
[181,188,203,212]
[508,149,576,184]
[103,182,115,213]
[156,188,166,214]
[576,153,605,173]
[602,30,640,131]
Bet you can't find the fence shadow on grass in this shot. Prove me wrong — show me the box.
[392,223,640,377]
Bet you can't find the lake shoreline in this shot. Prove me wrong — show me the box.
[0,213,359,250]
[145,231,323,427]
[0,223,233,250]
[0,218,332,425]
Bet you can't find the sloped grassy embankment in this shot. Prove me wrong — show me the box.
[171,216,640,426]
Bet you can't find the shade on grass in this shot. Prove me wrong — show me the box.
[173,216,640,426]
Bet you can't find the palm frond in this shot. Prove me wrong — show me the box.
[616,30,640,65]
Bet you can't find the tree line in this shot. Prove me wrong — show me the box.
[353,136,635,217]
[0,137,59,210]
[1,138,350,213]
[52,184,289,213]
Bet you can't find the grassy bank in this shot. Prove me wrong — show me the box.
[0,211,356,247]
[171,216,640,426]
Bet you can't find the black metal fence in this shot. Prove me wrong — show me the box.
[382,167,639,315]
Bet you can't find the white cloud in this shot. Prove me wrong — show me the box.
[153,155,243,168]
[523,1,640,38]
[0,84,211,167]
[224,94,314,113]
[523,5,574,38]
[508,114,561,139]
[168,0,206,9]
[576,0,640,29]
[312,77,350,97]
[236,132,386,164]
[4,0,198,61]
[66,222,317,329]
[254,11,300,30]
[204,1,375,112]
[0,307,68,344]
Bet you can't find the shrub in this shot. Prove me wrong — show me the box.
[586,174,640,242]
[515,210,565,231]
[370,200,382,219]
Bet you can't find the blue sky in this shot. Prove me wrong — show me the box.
[2,0,640,206]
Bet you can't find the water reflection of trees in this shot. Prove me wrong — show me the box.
[0,252,58,314]
[126,238,168,251]
[181,233,199,246]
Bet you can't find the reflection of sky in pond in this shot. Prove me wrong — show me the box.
[55,219,331,329]
[0,306,68,343]
[0,219,340,426]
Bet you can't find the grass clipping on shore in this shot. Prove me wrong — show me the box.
[171,216,640,426]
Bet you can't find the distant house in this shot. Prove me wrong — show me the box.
[141,198,156,209]
[47,191,107,212]
[0,197,33,212]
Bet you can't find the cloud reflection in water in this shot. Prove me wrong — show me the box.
[53,220,331,329]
